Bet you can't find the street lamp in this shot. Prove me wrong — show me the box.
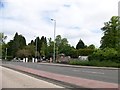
[5,48,7,60]
[51,19,56,63]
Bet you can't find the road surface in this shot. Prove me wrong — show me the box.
[1,66,63,88]
[3,61,119,84]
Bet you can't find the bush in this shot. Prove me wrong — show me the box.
[77,49,94,56]
[88,48,120,63]
[69,60,120,68]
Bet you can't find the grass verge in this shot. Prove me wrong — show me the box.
[68,60,120,68]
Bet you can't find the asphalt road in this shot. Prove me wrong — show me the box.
[1,66,63,88]
[3,61,119,84]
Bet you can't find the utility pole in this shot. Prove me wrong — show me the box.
[51,19,56,63]
[5,48,7,60]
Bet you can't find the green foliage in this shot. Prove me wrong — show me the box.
[88,48,120,63]
[35,37,40,53]
[55,35,72,55]
[100,16,120,49]
[0,33,7,44]
[76,39,86,49]
[5,33,96,60]
[40,36,47,57]
[25,45,35,57]
[47,38,54,58]
[69,60,120,68]
[77,49,95,56]
[16,49,31,58]
[47,35,77,59]
[7,33,26,58]
[0,33,7,59]
[88,44,95,49]
[40,42,45,57]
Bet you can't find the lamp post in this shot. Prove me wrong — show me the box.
[51,19,56,63]
[5,48,7,60]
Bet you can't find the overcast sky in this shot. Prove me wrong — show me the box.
[0,0,119,47]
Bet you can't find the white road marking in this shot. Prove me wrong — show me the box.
[82,70,104,75]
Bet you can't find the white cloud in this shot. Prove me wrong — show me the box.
[0,0,119,47]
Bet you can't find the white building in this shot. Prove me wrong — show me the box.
[78,56,88,61]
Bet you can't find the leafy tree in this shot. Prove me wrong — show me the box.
[16,49,31,58]
[55,35,62,47]
[34,37,40,56]
[7,33,26,58]
[47,38,54,58]
[28,40,34,45]
[61,38,68,45]
[88,48,120,63]
[77,49,95,56]
[55,35,70,54]
[100,16,120,49]
[39,36,47,58]
[0,33,7,59]
[88,44,95,49]
[76,39,86,49]
[40,42,45,57]
[25,45,35,58]
[47,35,73,58]
[0,33,7,44]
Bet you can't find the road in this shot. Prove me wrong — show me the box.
[1,66,63,88]
[3,61,118,84]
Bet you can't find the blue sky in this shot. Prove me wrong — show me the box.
[0,0,119,47]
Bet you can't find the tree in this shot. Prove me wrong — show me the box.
[76,39,86,49]
[0,33,7,44]
[47,38,54,58]
[88,44,95,49]
[39,36,47,58]
[24,45,35,58]
[88,48,120,63]
[47,35,73,58]
[0,33,7,59]
[55,35,70,54]
[7,33,26,58]
[28,40,34,45]
[34,37,40,56]
[40,42,45,57]
[16,49,31,58]
[100,16,120,49]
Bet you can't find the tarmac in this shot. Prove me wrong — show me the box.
[38,62,119,70]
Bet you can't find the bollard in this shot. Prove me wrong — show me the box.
[23,58,25,62]
[26,58,28,63]
[35,58,37,62]
[32,58,35,63]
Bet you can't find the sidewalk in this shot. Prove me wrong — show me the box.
[2,64,118,89]
[1,66,64,88]
[38,62,119,70]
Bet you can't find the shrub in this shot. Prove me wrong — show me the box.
[69,60,119,68]
[88,48,120,63]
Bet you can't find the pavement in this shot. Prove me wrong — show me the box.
[0,63,2,90]
[2,63,119,89]
[1,66,64,88]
